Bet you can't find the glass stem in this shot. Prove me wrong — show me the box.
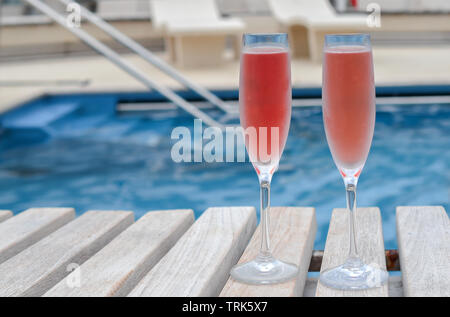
[258,175,272,259]
[345,183,359,262]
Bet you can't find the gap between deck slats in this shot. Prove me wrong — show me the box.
[0,210,133,297]
[220,207,316,297]
[316,207,388,297]
[45,209,194,297]
[128,207,257,297]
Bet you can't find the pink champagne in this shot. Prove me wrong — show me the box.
[322,46,375,176]
[239,46,291,174]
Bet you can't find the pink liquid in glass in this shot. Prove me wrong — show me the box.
[322,46,375,176]
[239,46,291,173]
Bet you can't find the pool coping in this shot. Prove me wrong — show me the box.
[1,84,449,117]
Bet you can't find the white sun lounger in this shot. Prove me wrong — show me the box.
[97,0,152,20]
[357,0,450,13]
[268,0,368,61]
[150,0,245,67]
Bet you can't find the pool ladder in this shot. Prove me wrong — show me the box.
[23,0,233,128]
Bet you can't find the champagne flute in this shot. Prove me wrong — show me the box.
[230,33,297,285]
[320,34,388,290]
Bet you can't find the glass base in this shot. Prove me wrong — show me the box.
[230,255,298,285]
[319,258,388,290]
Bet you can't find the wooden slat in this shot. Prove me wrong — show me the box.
[316,207,388,297]
[0,210,133,297]
[128,207,257,297]
[397,206,450,297]
[220,207,316,297]
[45,209,194,297]
[0,207,75,264]
[0,210,13,223]
[304,276,403,297]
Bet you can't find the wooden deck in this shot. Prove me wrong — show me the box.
[0,205,447,297]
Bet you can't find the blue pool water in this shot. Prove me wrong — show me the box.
[0,94,448,249]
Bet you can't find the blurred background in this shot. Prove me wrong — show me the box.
[0,0,449,108]
[0,0,448,250]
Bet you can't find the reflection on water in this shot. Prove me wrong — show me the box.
[0,102,448,249]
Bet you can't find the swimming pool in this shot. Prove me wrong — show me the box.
[0,90,448,249]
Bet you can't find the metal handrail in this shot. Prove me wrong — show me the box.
[23,0,224,128]
[55,0,233,114]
